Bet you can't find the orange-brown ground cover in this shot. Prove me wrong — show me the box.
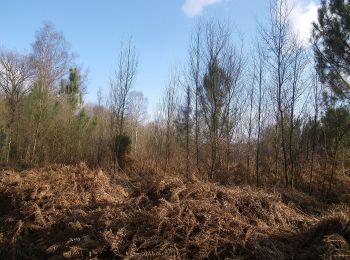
[0,163,349,259]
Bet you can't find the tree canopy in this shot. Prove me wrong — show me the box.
[313,0,350,103]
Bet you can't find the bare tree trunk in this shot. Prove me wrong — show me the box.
[288,47,306,189]
[275,123,279,185]
[166,117,170,170]
[255,49,263,186]
[6,131,12,163]
[309,74,319,193]
[31,95,44,163]
[247,83,254,172]
[289,88,296,188]
[328,142,339,194]
[32,122,40,162]
[256,123,261,186]
[280,111,289,187]
[185,86,191,177]
[210,137,217,179]
[186,121,190,176]
[195,89,199,173]
[226,134,230,173]
[192,27,201,174]
[162,73,177,171]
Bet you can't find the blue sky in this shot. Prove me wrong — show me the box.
[0,0,319,115]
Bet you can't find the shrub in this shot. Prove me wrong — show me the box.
[115,134,132,169]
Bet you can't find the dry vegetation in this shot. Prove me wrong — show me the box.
[1,163,349,259]
[1,1,350,258]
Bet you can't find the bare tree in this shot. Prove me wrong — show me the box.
[247,77,254,173]
[29,22,74,162]
[0,50,34,161]
[185,85,191,176]
[94,87,106,165]
[162,72,178,169]
[188,24,203,173]
[288,40,309,187]
[252,41,266,186]
[309,70,320,192]
[128,91,148,155]
[31,22,73,93]
[175,82,193,176]
[110,39,138,169]
[260,0,302,187]
[222,45,244,173]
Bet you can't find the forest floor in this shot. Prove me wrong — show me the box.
[0,163,350,259]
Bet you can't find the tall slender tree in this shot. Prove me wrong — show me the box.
[110,40,138,170]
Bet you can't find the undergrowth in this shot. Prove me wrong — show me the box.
[0,163,349,259]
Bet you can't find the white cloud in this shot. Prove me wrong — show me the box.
[181,0,222,17]
[290,1,319,46]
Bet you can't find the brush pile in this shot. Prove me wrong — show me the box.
[0,163,349,259]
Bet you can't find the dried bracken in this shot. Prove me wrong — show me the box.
[0,163,349,259]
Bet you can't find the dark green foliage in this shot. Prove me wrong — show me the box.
[76,108,89,128]
[115,134,132,169]
[200,57,232,177]
[313,0,350,102]
[175,86,192,143]
[201,58,231,123]
[91,116,98,127]
[60,68,83,109]
[0,130,6,146]
[319,107,350,156]
[0,129,6,158]
[26,82,51,119]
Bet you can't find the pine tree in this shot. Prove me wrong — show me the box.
[61,68,82,109]
[201,58,231,178]
[313,0,350,102]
